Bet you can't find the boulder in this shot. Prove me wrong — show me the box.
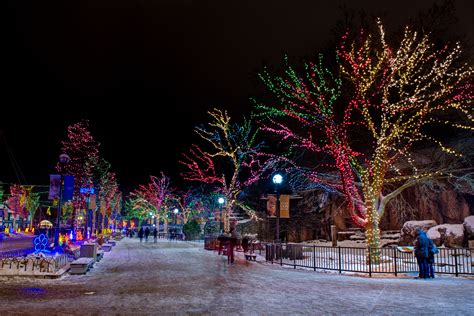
[337,231,356,241]
[463,216,474,239]
[399,220,437,245]
[427,224,465,247]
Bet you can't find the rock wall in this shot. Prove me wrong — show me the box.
[381,188,472,231]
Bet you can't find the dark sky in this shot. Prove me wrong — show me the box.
[1,0,473,191]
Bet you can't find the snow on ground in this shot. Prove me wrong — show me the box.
[0,238,473,315]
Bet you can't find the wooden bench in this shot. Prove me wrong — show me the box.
[96,250,105,261]
[101,243,113,252]
[244,253,257,261]
[70,257,95,275]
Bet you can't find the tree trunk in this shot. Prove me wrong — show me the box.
[91,209,96,237]
[29,212,34,230]
[365,211,381,264]
[223,210,230,233]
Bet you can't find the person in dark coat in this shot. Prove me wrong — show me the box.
[145,227,150,242]
[138,227,144,243]
[242,237,250,253]
[414,228,430,279]
[153,227,158,243]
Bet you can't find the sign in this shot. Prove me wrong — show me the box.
[80,187,95,194]
[62,176,74,201]
[48,174,61,200]
[280,195,290,218]
[397,246,414,253]
[266,194,290,218]
[267,195,276,217]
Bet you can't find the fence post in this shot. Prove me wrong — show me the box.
[313,246,316,271]
[280,243,283,267]
[393,247,397,277]
[271,244,273,264]
[338,247,342,274]
[294,245,296,269]
[368,247,372,278]
[454,248,458,277]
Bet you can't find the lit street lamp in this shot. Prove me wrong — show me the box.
[54,153,70,248]
[173,208,179,228]
[217,197,225,234]
[273,173,283,242]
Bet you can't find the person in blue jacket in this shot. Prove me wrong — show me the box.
[427,237,438,278]
[414,228,430,279]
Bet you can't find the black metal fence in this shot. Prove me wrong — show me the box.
[266,243,473,277]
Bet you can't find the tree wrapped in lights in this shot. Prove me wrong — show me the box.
[98,171,119,232]
[254,20,473,258]
[180,109,271,233]
[25,188,40,230]
[129,173,174,226]
[6,185,27,228]
[58,121,100,228]
[173,190,206,225]
[124,199,148,227]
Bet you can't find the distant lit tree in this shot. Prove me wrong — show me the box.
[6,185,27,228]
[180,109,271,233]
[129,173,174,226]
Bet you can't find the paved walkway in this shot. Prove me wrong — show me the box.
[0,238,472,315]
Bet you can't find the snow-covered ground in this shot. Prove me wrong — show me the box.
[0,238,473,315]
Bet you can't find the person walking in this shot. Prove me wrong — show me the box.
[153,227,158,243]
[138,227,144,243]
[145,227,150,242]
[414,228,430,279]
[242,236,249,253]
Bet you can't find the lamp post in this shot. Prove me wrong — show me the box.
[173,208,179,229]
[173,208,179,236]
[217,197,225,234]
[272,174,283,242]
[54,153,70,248]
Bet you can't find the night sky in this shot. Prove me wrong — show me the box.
[2,0,473,191]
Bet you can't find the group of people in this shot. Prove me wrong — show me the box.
[137,227,158,243]
[414,228,438,279]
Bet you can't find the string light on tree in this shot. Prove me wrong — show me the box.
[254,20,473,262]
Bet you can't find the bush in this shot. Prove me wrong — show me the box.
[203,220,220,236]
[183,220,202,240]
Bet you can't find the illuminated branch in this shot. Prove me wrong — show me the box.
[255,20,473,256]
[180,109,271,232]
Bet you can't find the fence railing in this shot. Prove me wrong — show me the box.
[265,243,473,277]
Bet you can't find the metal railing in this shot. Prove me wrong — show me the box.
[265,243,473,277]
